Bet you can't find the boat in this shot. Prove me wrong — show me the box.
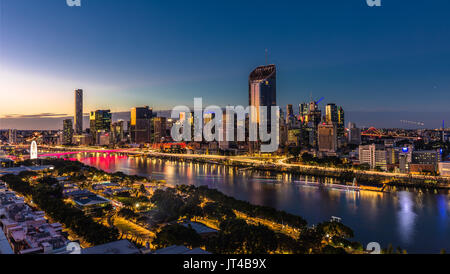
[323,178,361,191]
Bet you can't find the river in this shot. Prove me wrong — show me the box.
[73,154,450,253]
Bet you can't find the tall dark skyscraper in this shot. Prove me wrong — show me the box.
[130,106,153,144]
[249,64,276,125]
[74,89,83,134]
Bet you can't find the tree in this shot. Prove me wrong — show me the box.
[203,202,235,221]
[317,221,354,239]
[210,219,278,254]
[150,189,185,221]
[139,184,148,195]
[153,224,202,249]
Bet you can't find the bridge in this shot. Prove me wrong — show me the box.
[361,127,420,140]
[4,143,189,159]
[38,149,140,158]
[0,147,141,160]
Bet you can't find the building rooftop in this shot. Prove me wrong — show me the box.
[153,245,211,255]
[0,189,69,254]
[0,165,54,176]
[72,195,109,206]
[182,222,218,235]
[249,64,276,81]
[0,229,13,254]
[81,240,140,254]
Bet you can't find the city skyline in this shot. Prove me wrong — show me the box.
[1,0,450,129]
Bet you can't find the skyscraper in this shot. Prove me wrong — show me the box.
[8,129,17,144]
[337,106,345,138]
[318,123,337,153]
[347,122,361,145]
[306,101,322,148]
[74,89,83,134]
[130,106,153,144]
[90,110,112,144]
[153,117,167,143]
[299,103,308,119]
[111,120,125,145]
[325,103,338,125]
[249,64,277,125]
[286,104,293,118]
[62,119,74,145]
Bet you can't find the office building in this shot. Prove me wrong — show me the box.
[62,119,73,145]
[110,120,125,145]
[90,110,112,145]
[8,129,17,144]
[306,101,322,148]
[72,134,92,146]
[286,104,294,119]
[412,150,441,165]
[74,89,83,134]
[153,117,167,143]
[359,144,388,170]
[347,122,361,145]
[318,123,337,153]
[249,64,277,125]
[287,129,301,147]
[299,103,308,123]
[410,150,442,174]
[325,104,338,125]
[130,106,153,144]
[337,106,345,138]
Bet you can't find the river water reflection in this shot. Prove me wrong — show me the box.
[74,155,450,253]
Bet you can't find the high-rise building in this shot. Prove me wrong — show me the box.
[62,119,74,145]
[325,104,338,125]
[8,129,17,144]
[110,120,125,144]
[306,101,322,148]
[287,129,301,147]
[249,64,276,125]
[248,64,277,153]
[153,117,167,143]
[347,122,361,145]
[359,144,388,170]
[318,123,337,153]
[286,104,294,118]
[130,106,153,144]
[299,103,308,123]
[90,110,112,144]
[410,150,441,174]
[337,106,345,138]
[74,89,83,134]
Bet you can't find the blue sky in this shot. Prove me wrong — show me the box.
[1,0,450,129]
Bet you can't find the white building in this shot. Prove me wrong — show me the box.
[358,144,388,170]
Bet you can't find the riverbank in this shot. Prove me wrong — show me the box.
[75,153,450,253]
[140,152,450,191]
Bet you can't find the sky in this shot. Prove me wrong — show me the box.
[1,0,450,130]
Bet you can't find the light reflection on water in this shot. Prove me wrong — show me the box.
[73,155,450,253]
